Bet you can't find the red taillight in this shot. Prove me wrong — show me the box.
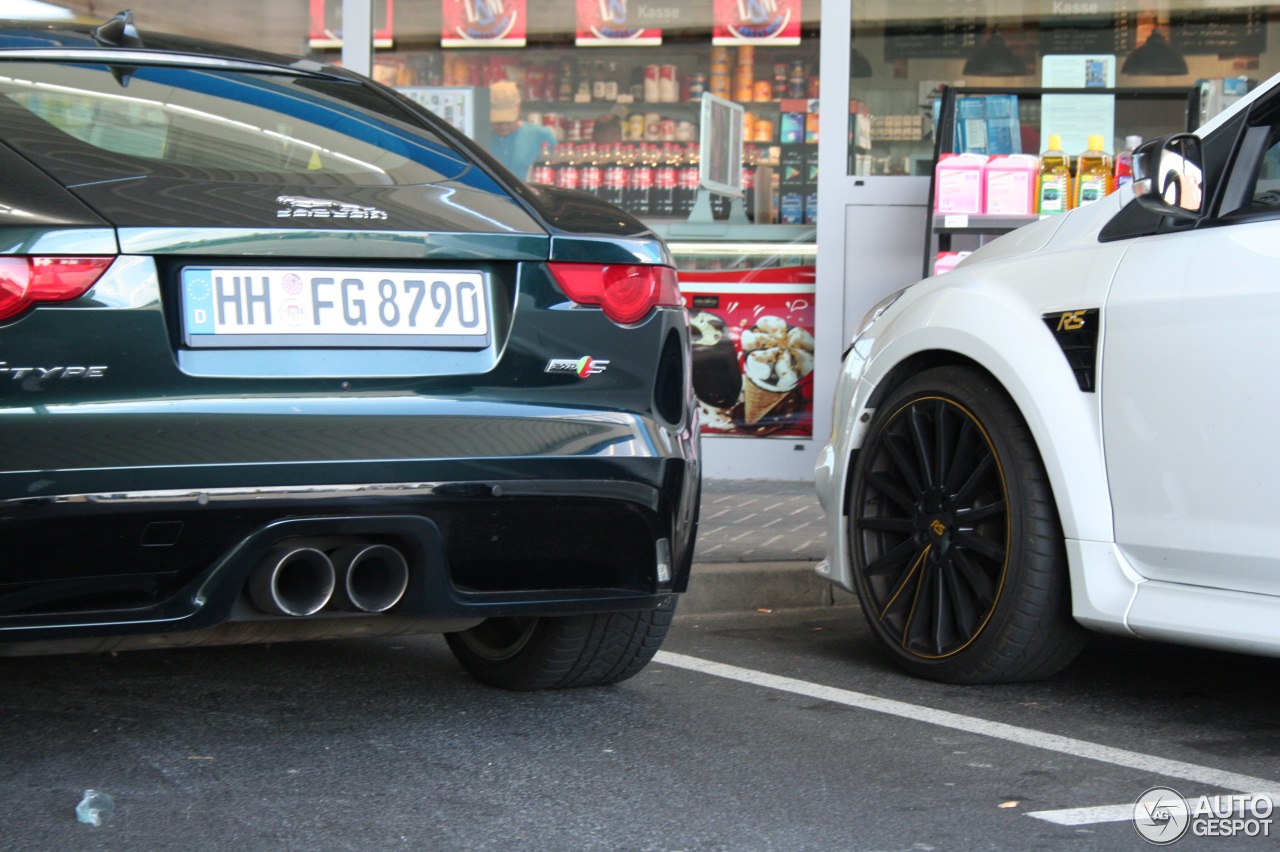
[0,256,114,321]
[547,262,682,325]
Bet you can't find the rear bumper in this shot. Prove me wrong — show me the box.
[0,458,699,645]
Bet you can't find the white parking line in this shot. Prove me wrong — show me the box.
[1028,794,1278,826]
[1025,804,1135,826]
[655,652,1280,825]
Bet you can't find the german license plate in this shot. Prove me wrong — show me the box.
[181,267,490,349]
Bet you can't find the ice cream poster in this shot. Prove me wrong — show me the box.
[442,0,527,48]
[681,271,815,438]
[712,0,802,46]
[576,0,663,47]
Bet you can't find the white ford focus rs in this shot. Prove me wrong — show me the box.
[816,71,1280,683]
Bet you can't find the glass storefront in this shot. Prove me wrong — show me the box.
[34,1,1280,225]
[20,1,1280,468]
[846,3,1275,177]
[57,2,1276,203]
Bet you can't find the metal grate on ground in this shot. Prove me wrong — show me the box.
[692,479,828,564]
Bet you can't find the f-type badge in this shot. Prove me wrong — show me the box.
[545,357,609,378]
[0,363,108,383]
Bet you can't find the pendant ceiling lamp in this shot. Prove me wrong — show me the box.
[963,29,1026,77]
[850,45,873,78]
[1122,28,1188,75]
[850,27,872,78]
[849,45,870,78]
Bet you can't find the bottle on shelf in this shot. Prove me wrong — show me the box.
[629,65,645,102]
[554,143,580,191]
[1074,134,1112,208]
[558,59,574,101]
[579,143,602,197]
[787,59,807,99]
[1036,134,1072,215]
[651,144,678,217]
[625,144,653,217]
[742,144,758,222]
[604,61,619,102]
[576,58,592,102]
[540,61,557,102]
[1115,134,1142,189]
[591,60,606,102]
[530,143,555,186]
[601,144,627,208]
[772,63,788,100]
[676,143,700,218]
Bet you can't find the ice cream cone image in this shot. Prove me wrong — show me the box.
[744,378,788,424]
[739,317,814,427]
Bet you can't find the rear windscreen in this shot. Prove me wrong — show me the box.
[0,61,474,187]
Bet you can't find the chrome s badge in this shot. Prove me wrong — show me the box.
[275,195,388,220]
[545,357,609,377]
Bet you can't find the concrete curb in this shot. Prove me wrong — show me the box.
[680,560,859,615]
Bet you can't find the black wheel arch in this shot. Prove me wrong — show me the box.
[848,351,1062,534]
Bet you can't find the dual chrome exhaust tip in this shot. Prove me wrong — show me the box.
[248,542,410,617]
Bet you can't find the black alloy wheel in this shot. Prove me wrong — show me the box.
[849,366,1086,683]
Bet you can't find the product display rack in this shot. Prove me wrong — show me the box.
[924,85,1198,279]
[367,37,822,227]
[381,41,817,144]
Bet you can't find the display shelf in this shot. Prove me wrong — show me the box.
[932,213,1038,234]
[524,98,787,109]
[522,96,789,148]
[374,40,819,111]
[650,221,813,243]
[923,85,1199,278]
[523,99,700,110]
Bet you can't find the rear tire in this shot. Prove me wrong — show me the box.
[445,599,676,690]
[848,366,1086,683]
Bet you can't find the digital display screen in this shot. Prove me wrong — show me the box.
[698,93,745,198]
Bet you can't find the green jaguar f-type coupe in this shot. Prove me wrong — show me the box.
[0,12,699,690]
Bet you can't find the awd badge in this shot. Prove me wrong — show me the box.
[545,357,609,378]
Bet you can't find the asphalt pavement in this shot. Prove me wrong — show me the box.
[10,482,1280,850]
[683,479,855,614]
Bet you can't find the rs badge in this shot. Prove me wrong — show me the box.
[545,357,609,378]
[1056,310,1089,331]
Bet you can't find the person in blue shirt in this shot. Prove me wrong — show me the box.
[488,80,557,181]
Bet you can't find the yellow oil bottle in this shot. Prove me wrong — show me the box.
[1074,134,1113,208]
[1036,134,1072,215]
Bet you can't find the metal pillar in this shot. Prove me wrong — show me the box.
[341,0,374,78]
